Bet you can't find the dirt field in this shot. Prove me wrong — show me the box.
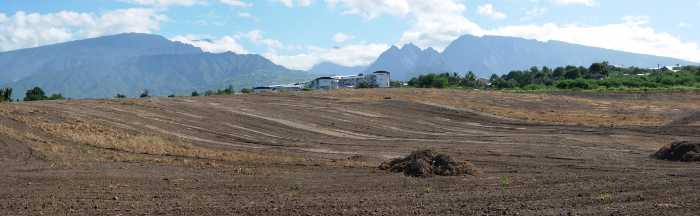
[1,88,699,215]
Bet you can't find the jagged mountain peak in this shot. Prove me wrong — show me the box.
[367,34,694,80]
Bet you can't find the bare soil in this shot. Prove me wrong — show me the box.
[1,88,699,215]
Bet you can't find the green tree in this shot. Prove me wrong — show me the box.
[47,93,65,100]
[139,89,150,98]
[191,91,200,97]
[390,80,403,88]
[564,66,581,79]
[0,88,12,102]
[588,61,610,79]
[431,76,449,88]
[115,94,127,99]
[24,87,47,101]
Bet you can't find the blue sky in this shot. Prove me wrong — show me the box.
[1,0,699,69]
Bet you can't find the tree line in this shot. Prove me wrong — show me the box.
[407,71,486,89]
[0,86,65,102]
[407,62,700,91]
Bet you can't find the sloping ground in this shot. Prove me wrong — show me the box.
[1,89,699,215]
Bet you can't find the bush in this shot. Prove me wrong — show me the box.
[431,76,449,88]
[390,80,403,88]
[47,93,65,100]
[0,88,12,102]
[115,94,127,99]
[24,87,47,101]
[191,91,200,97]
[523,84,547,91]
[139,89,150,98]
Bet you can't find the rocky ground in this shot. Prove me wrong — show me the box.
[1,89,699,215]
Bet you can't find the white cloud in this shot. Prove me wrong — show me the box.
[332,32,354,43]
[219,0,252,7]
[322,0,483,51]
[552,0,598,7]
[171,35,248,53]
[238,12,252,18]
[235,30,283,50]
[235,30,385,70]
[521,6,547,21]
[121,0,252,7]
[486,17,700,62]
[264,43,389,70]
[277,0,313,7]
[325,0,411,19]
[174,29,386,70]
[119,0,207,7]
[477,4,507,20]
[0,9,166,51]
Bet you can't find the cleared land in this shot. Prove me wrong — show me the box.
[1,88,699,215]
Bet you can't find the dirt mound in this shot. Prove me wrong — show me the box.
[654,141,700,162]
[378,150,478,177]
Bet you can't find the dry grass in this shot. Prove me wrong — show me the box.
[0,107,303,165]
[313,88,698,127]
[35,120,302,164]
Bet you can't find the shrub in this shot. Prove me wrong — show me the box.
[24,87,47,101]
[139,89,150,98]
[47,93,65,100]
[0,88,12,102]
[390,80,403,88]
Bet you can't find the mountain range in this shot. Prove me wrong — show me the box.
[362,35,695,80]
[0,33,313,99]
[0,33,696,99]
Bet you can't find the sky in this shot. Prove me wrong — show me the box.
[1,0,699,70]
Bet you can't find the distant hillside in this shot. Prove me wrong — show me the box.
[0,33,313,99]
[308,62,367,76]
[366,35,695,80]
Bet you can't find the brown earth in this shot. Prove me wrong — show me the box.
[1,88,699,215]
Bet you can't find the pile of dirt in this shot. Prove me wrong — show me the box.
[378,150,478,177]
[653,141,700,162]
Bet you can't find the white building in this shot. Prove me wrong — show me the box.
[307,71,391,90]
[308,77,338,90]
[252,86,275,93]
[370,71,391,88]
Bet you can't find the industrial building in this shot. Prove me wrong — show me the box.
[307,71,391,90]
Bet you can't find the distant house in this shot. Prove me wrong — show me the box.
[252,86,274,93]
[370,71,391,88]
[308,77,338,90]
[660,65,681,72]
[270,84,304,92]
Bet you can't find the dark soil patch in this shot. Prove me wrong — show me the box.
[378,150,479,177]
[654,141,700,162]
